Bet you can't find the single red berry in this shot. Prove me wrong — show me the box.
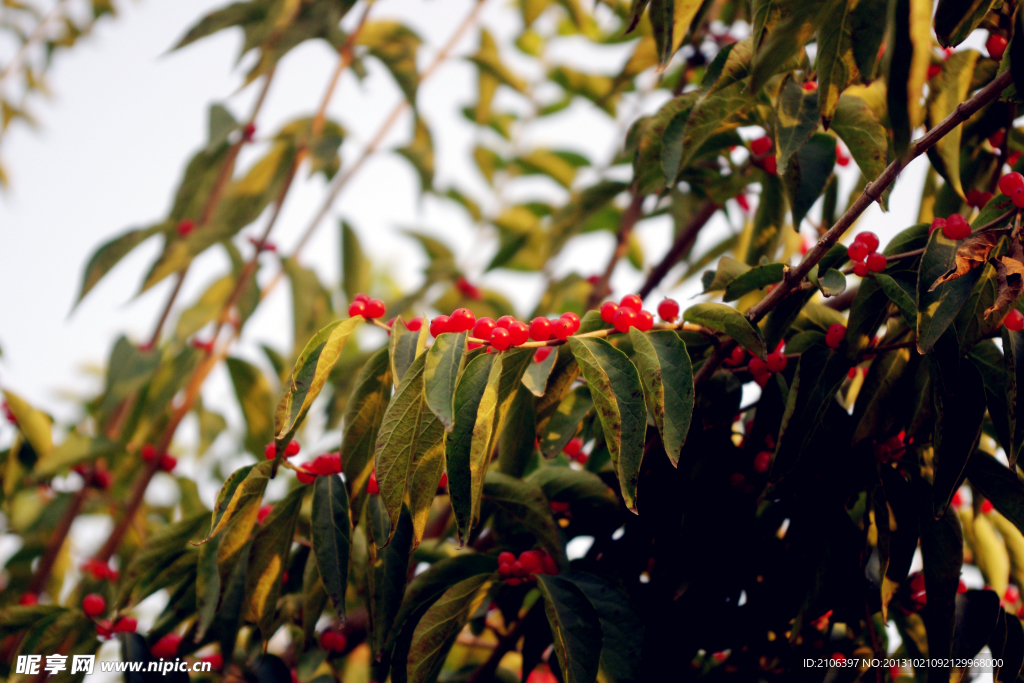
[866,252,887,272]
[724,346,746,367]
[430,315,451,337]
[202,653,224,669]
[113,617,137,633]
[96,619,113,638]
[438,471,447,490]
[563,438,583,458]
[490,327,512,350]
[498,551,516,566]
[958,580,968,594]
[944,213,971,240]
[353,293,370,303]
[257,504,273,524]
[472,317,497,341]
[540,552,559,575]
[620,294,643,311]
[507,320,530,346]
[498,563,513,578]
[159,455,177,473]
[600,301,619,324]
[550,500,570,514]
[285,441,300,457]
[320,631,347,652]
[1007,585,1021,603]
[766,351,787,373]
[533,347,552,363]
[151,633,182,659]
[406,317,423,332]
[296,468,317,485]
[1012,189,1024,208]
[1000,172,1024,196]
[826,324,846,350]
[736,194,751,212]
[141,444,156,462]
[991,130,1007,149]
[853,261,870,277]
[802,80,817,91]
[450,308,476,332]
[855,232,879,253]
[952,490,964,507]
[753,451,771,473]
[987,33,1008,59]
[874,442,892,463]
[847,241,869,262]
[83,593,106,617]
[243,122,256,142]
[19,593,38,606]
[981,499,994,515]
[265,443,276,460]
[493,315,514,329]
[368,470,379,495]
[93,470,112,490]
[750,136,772,155]
[613,307,638,333]
[551,318,574,341]
[1004,309,1024,332]
[927,63,942,79]
[83,559,109,580]
[176,219,195,237]
[510,560,526,578]
[748,357,768,375]
[764,155,777,174]
[364,299,386,319]
[529,317,552,341]
[518,550,544,575]
[836,144,850,167]
[1011,151,1023,167]
[657,298,680,322]
[636,310,655,331]
[929,217,946,235]
[560,312,580,334]
[348,301,367,318]
[455,276,483,300]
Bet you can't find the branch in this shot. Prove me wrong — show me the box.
[0,0,73,85]
[691,69,1013,389]
[586,191,646,309]
[467,602,536,683]
[638,199,719,299]
[26,483,88,594]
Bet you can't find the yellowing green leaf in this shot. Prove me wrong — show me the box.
[683,302,767,359]
[244,484,304,638]
[226,357,275,457]
[536,575,603,683]
[424,331,469,431]
[925,50,979,198]
[407,574,493,683]
[2,390,52,462]
[628,329,693,466]
[358,22,422,103]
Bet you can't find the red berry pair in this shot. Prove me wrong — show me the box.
[748,348,787,386]
[82,559,118,582]
[966,189,994,209]
[265,440,301,460]
[562,437,586,465]
[140,444,177,472]
[847,232,886,275]
[349,293,386,319]
[999,172,1024,208]
[931,213,971,240]
[386,316,423,334]
[296,452,342,483]
[497,549,558,585]
[1004,309,1024,332]
[825,323,846,350]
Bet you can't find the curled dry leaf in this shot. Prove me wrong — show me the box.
[929,231,1001,291]
[985,240,1024,319]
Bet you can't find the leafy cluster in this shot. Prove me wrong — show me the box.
[10,0,1024,681]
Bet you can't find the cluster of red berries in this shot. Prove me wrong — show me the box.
[2,401,17,425]
[825,323,846,350]
[1004,309,1024,332]
[432,308,582,350]
[320,630,348,653]
[846,231,886,276]
[141,444,177,473]
[348,293,386,319]
[562,437,586,464]
[601,294,679,333]
[999,171,1024,208]
[749,136,777,175]
[296,452,343,484]
[82,592,138,639]
[874,432,906,464]
[72,464,112,490]
[497,549,558,585]
[82,558,119,582]
[265,440,301,460]
[747,343,789,387]
[929,213,971,240]
[965,189,995,209]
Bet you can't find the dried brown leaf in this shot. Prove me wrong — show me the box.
[929,231,1001,291]
[985,253,1024,318]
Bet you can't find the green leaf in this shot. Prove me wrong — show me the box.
[1003,327,1024,468]
[723,263,785,301]
[648,0,704,66]
[358,22,421,103]
[967,451,1024,535]
[747,175,787,265]
[563,572,644,683]
[539,385,592,457]
[175,274,235,340]
[668,82,747,179]
[406,574,494,683]
[469,29,528,94]
[369,503,414,660]
[683,302,767,359]
[389,316,429,387]
[931,358,986,516]
[831,90,889,183]
[497,387,538,478]
[373,353,445,546]
[874,273,918,328]
[396,115,434,193]
[244,485,304,639]
[282,257,335,353]
[917,230,985,354]
[918,482,963,677]
[568,337,646,512]
[749,0,828,93]
[200,460,273,546]
[522,343,559,396]
[424,331,469,431]
[312,474,351,621]
[275,317,362,440]
[818,268,847,297]
[851,345,915,445]
[341,221,371,303]
[483,471,562,560]
[226,357,275,457]
[341,347,392,504]
[887,0,934,155]
[1,391,53,461]
[935,0,1000,47]
[775,77,820,175]
[75,226,159,305]
[783,133,837,228]
[536,575,603,683]
[815,0,887,126]
[628,329,693,466]
[926,50,979,198]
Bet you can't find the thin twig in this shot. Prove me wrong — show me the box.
[586,190,646,309]
[26,484,88,594]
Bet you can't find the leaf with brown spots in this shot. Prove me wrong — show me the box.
[929,231,1000,291]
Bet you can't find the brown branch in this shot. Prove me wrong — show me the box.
[586,191,646,308]
[467,602,536,683]
[638,199,719,299]
[26,483,89,595]
[692,69,1014,389]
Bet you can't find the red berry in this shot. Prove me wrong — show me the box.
[472,317,497,341]
[285,441,300,457]
[297,468,317,485]
[927,63,942,80]
[847,241,869,262]
[518,551,544,575]
[438,471,447,490]
[550,500,570,514]
[1005,309,1024,332]
[764,155,777,174]
[533,347,552,363]
[657,298,680,321]
[987,33,1008,59]
[141,444,157,462]
[748,357,768,375]
[309,452,343,476]
[406,317,423,332]
[93,470,112,490]
[354,293,370,303]
[83,559,109,580]
[853,261,870,277]
[113,617,137,633]
[1011,151,1022,167]
[83,593,106,617]
[1007,585,1021,603]
[257,504,273,524]
[450,308,476,332]
[510,560,526,578]
[944,213,971,240]
[348,301,366,317]
[159,455,177,472]
[981,499,994,515]
[750,136,772,156]
[176,220,195,237]
[151,633,182,659]
[540,552,559,575]
[506,578,522,586]
[991,130,1007,149]
[430,315,451,337]
[96,619,113,638]
[766,351,787,373]
[600,301,619,324]
[507,320,530,346]
[320,631,347,652]
[551,318,574,341]
[855,232,879,253]
[952,490,963,507]
[529,317,552,341]
[802,80,817,91]
[1000,172,1024,196]
[613,307,638,333]
[736,194,751,212]
[202,653,224,669]
[265,443,276,460]
[455,276,483,300]
[874,442,892,463]
[495,315,516,329]
[929,217,946,234]
[364,299,386,319]
[636,310,655,331]
[723,346,746,367]
[498,551,516,566]
[1012,189,1024,209]
[490,327,512,350]
[753,451,771,473]
[19,593,38,606]
[836,145,850,167]
[243,122,256,142]
[826,324,846,350]
[620,294,643,311]
[563,437,583,458]
[368,470,379,495]
[966,189,994,208]
[866,252,887,272]
[498,563,513,578]
[560,312,580,334]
